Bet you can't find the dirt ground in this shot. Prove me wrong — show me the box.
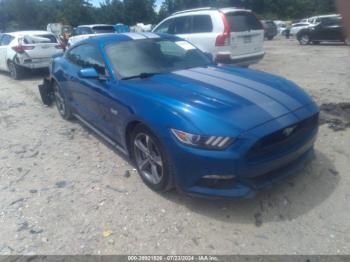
[0,38,349,255]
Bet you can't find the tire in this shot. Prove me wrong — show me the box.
[8,60,24,80]
[298,33,310,45]
[345,37,350,46]
[130,124,174,192]
[53,82,73,120]
[267,36,274,41]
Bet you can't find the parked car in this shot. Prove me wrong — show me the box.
[0,31,64,79]
[290,22,313,36]
[39,33,319,198]
[306,14,340,24]
[68,24,116,46]
[261,20,278,40]
[297,15,349,45]
[274,21,288,35]
[152,7,265,66]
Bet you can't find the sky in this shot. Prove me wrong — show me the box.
[90,0,164,11]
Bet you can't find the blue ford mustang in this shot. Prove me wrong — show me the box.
[43,33,319,198]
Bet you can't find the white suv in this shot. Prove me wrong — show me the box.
[152,7,265,66]
[0,31,64,79]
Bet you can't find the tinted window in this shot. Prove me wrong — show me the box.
[226,12,263,32]
[67,44,106,75]
[0,34,14,46]
[169,16,192,34]
[320,17,342,25]
[105,38,210,79]
[192,15,213,33]
[23,34,58,44]
[92,26,116,34]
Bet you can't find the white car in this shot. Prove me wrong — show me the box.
[0,31,64,79]
[152,7,265,66]
[68,24,116,47]
[290,22,313,36]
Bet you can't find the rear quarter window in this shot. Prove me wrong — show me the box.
[192,15,213,33]
[226,11,263,32]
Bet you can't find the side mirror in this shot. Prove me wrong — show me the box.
[78,68,99,79]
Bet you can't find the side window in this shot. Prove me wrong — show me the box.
[154,19,173,33]
[79,27,92,35]
[169,16,192,34]
[66,45,106,75]
[0,35,14,46]
[192,15,213,33]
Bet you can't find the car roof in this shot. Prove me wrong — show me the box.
[77,24,114,28]
[74,32,179,46]
[7,31,53,37]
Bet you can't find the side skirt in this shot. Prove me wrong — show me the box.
[73,113,129,157]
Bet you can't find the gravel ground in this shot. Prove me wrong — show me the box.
[0,38,349,255]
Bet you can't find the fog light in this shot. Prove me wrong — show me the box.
[203,175,235,180]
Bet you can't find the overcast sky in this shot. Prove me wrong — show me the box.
[90,0,163,11]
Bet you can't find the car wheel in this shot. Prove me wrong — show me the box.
[53,82,73,120]
[131,124,174,192]
[345,37,350,46]
[267,36,274,40]
[298,34,310,45]
[8,61,24,80]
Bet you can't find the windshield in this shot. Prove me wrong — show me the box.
[105,38,211,79]
[92,26,116,34]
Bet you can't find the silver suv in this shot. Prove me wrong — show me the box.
[153,7,265,66]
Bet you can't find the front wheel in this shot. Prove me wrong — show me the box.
[53,82,73,120]
[345,37,350,46]
[131,124,174,192]
[298,34,310,45]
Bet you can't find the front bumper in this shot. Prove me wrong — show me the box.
[164,105,319,199]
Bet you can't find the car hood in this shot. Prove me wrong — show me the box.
[124,66,315,134]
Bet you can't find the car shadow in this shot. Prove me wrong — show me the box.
[160,150,339,225]
[0,68,48,81]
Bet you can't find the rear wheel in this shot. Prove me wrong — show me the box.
[298,34,310,45]
[8,61,24,80]
[53,82,73,120]
[267,36,274,40]
[130,124,174,192]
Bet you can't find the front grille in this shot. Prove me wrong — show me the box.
[247,113,319,160]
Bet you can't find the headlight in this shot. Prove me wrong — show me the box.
[170,129,234,150]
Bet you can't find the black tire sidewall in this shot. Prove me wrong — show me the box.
[53,82,73,120]
[130,124,174,192]
[298,34,310,45]
[8,61,22,80]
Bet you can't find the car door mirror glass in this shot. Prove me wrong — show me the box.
[78,68,99,79]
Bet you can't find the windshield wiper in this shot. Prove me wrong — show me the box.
[121,72,158,80]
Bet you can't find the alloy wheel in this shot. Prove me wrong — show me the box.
[345,37,350,46]
[300,34,310,45]
[54,86,66,116]
[134,133,164,185]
